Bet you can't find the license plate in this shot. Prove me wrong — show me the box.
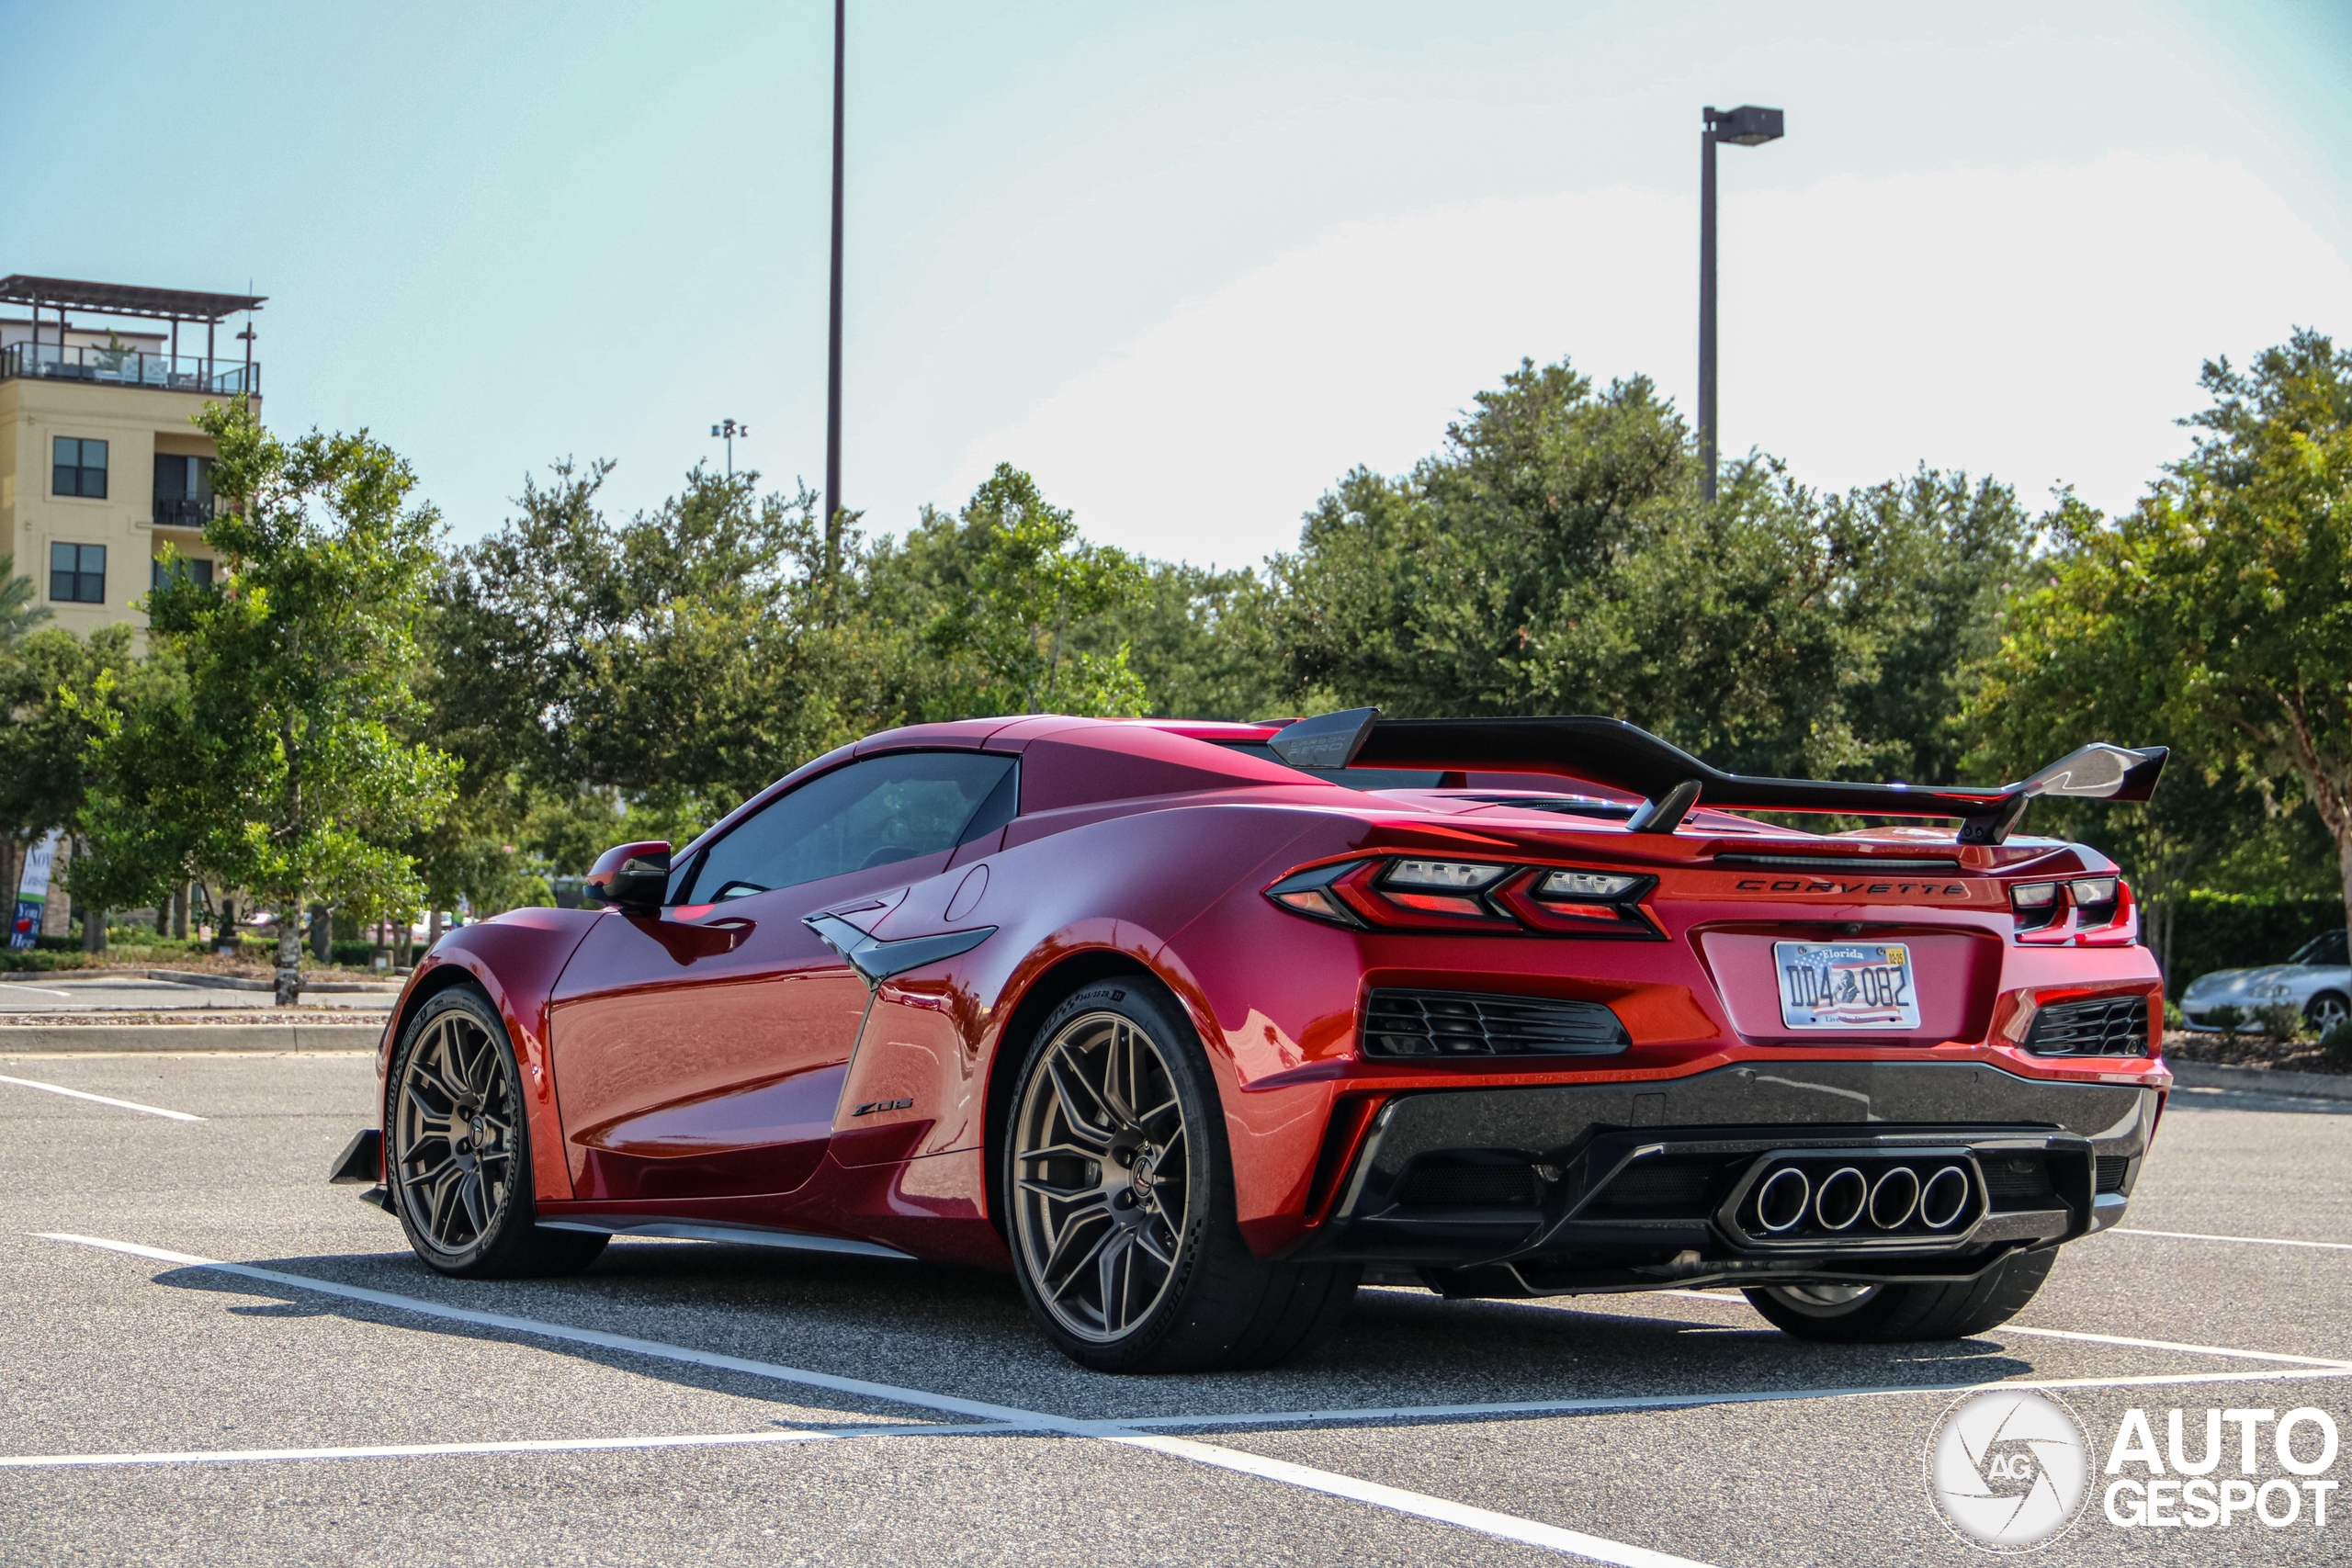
[1773,941,1920,1030]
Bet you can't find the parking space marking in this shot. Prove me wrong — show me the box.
[37,1233,1715,1568]
[2116,1225,2352,1252]
[1113,1365,2352,1431]
[1656,1289,2352,1370]
[0,1430,838,1470]
[2002,1324,2352,1367]
[1104,1432,1715,1568]
[0,1076,204,1122]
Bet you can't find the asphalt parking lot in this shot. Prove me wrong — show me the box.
[2,1051,2347,1567]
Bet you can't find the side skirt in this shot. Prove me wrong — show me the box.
[537,1215,915,1261]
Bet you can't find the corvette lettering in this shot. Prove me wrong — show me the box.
[1733,878,1969,897]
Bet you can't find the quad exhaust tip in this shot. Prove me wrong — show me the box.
[1749,1158,1975,1238]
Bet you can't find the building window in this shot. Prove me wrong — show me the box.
[152,555,215,591]
[52,437,108,499]
[51,543,106,604]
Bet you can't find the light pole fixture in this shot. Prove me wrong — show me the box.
[824,0,846,536]
[1699,103,1783,502]
[711,418,749,478]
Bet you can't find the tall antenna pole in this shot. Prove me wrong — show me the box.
[824,0,846,539]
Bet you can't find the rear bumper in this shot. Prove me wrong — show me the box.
[1291,1059,2155,1294]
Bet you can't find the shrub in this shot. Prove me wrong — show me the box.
[2164,999,2186,1032]
[2253,1003,2308,1044]
[330,941,379,967]
[2324,1021,2352,1065]
[2205,1004,2245,1033]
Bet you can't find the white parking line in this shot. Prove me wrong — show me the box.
[0,984,74,998]
[1654,1288,2352,1370]
[37,1233,1716,1568]
[1113,1364,2352,1431]
[0,1429,837,1470]
[2115,1226,2352,1253]
[0,1076,204,1122]
[1107,1432,1714,1568]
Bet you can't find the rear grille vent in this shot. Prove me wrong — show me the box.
[1586,1158,1724,1218]
[2096,1155,2131,1194]
[1711,853,1963,873]
[1981,1156,2056,1212]
[2025,995,2152,1056]
[1396,1161,1544,1208]
[1363,989,1628,1059]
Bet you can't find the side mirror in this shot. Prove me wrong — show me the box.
[584,840,672,916]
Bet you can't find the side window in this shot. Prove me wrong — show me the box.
[52,437,108,499]
[681,752,1017,905]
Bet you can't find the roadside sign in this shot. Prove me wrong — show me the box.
[12,829,62,950]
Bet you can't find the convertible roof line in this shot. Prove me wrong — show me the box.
[1265,709,2167,845]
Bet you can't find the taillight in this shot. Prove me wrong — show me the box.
[2011,882,2063,931]
[2008,875,2130,940]
[1265,861,1370,928]
[2070,877,2120,923]
[1264,857,1658,938]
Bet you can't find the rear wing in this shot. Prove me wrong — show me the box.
[1265,708,2165,846]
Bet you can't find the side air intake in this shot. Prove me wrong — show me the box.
[1362,988,1628,1058]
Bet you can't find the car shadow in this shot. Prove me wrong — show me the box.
[145,1241,2052,1432]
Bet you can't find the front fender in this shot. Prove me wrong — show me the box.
[379,907,604,1205]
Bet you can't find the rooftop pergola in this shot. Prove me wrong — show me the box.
[0,274,266,366]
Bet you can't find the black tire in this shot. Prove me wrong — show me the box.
[1001,979,1359,1373]
[387,987,607,1280]
[2305,991,2349,1034]
[1743,1247,2056,1343]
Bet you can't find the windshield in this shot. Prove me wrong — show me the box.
[2288,929,2348,967]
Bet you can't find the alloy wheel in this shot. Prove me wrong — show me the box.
[1012,1010,1192,1342]
[2310,995,2350,1033]
[393,1006,519,1255]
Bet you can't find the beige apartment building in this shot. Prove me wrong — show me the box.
[2,275,264,642]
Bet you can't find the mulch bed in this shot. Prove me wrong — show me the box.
[2161,1029,2351,1077]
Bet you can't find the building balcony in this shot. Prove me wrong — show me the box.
[152,495,219,529]
[2,341,257,398]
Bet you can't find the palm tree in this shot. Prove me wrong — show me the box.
[0,553,50,644]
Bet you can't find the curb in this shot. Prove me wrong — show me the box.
[0,1023,384,1054]
[144,969,402,994]
[2167,1059,2352,1101]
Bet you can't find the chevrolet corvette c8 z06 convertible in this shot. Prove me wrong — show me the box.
[334,709,2172,1372]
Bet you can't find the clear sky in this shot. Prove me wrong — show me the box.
[3,1,2346,569]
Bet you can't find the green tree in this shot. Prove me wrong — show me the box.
[1973,332,2352,968]
[0,626,137,916]
[0,552,51,644]
[1272,358,2025,782]
[431,461,868,852]
[867,464,1149,721]
[82,403,457,1002]
[1084,560,1291,721]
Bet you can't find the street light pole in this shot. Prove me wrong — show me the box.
[824,0,846,540]
[711,419,748,478]
[1698,104,1784,503]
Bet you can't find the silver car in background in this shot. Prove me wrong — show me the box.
[2179,928,2350,1033]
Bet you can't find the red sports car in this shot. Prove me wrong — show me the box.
[335,710,2172,1372]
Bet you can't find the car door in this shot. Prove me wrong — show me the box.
[545,750,1018,1203]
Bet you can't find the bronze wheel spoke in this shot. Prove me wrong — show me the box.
[1012,1008,1193,1344]
[394,1003,523,1258]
